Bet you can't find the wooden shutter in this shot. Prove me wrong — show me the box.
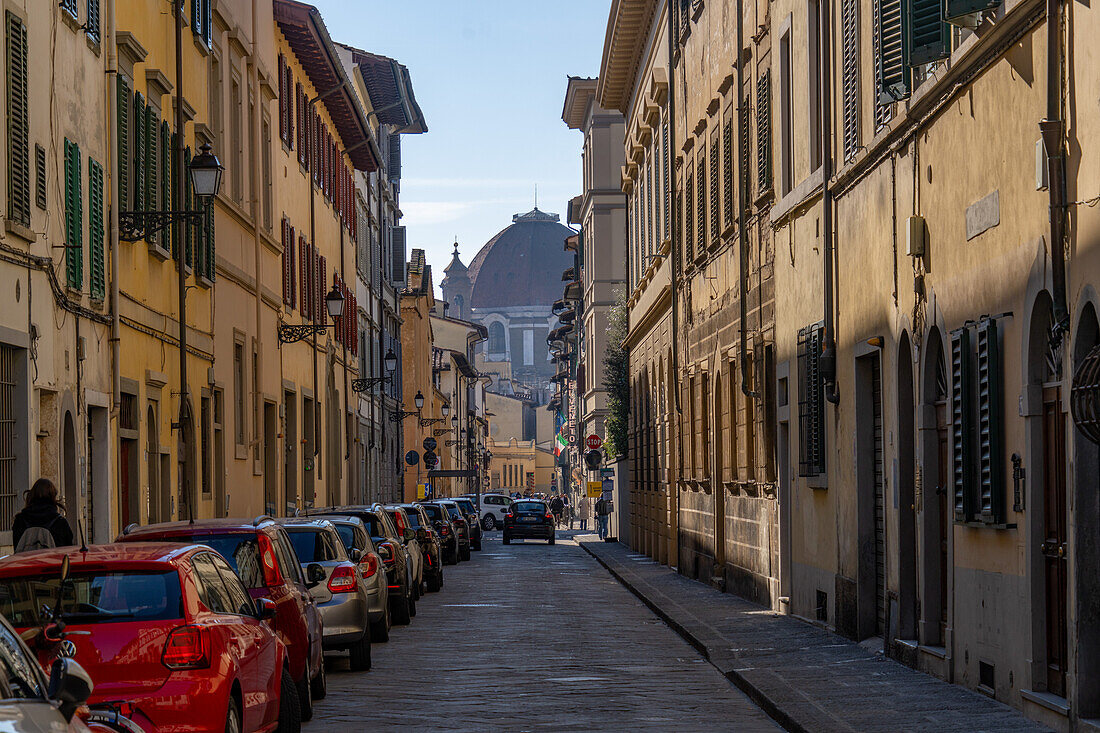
[797,323,825,476]
[202,0,212,46]
[696,147,706,251]
[951,328,976,522]
[710,133,720,239]
[183,146,194,265]
[162,122,173,256]
[278,54,287,143]
[191,0,201,35]
[300,237,310,319]
[88,158,104,300]
[286,67,294,149]
[288,225,296,309]
[34,144,45,211]
[281,220,290,305]
[296,84,306,165]
[317,254,327,325]
[86,0,100,43]
[908,0,948,66]
[662,117,670,239]
[145,105,158,243]
[684,171,694,261]
[841,0,860,161]
[875,0,910,104]
[133,92,145,212]
[390,226,407,285]
[722,119,734,228]
[388,134,401,180]
[756,73,771,192]
[117,75,130,210]
[976,319,1004,523]
[64,139,83,289]
[6,11,30,228]
[204,200,215,280]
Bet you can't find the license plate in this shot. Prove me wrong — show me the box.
[520,516,538,523]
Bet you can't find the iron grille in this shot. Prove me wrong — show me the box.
[1071,343,1100,445]
[797,322,826,476]
[0,345,15,527]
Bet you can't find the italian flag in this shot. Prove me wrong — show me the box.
[554,430,568,456]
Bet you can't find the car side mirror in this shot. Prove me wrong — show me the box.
[306,563,326,587]
[255,597,277,621]
[47,657,93,722]
[348,547,363,563]
[416,528,427,542]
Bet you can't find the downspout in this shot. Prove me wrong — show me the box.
[821,0,840,404]
[173,0,191,517]
[1041,0,1068,337]
[250,1,264,507]
[737,0,757,400]
[667,1,681,416]
[107,0,119,416]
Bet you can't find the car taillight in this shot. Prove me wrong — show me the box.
[439,525,450,536]
[359,553,379,579]
[162,625,210,670]
[378,541,395,565]
[504,513,513,519]
[257,533,283,587]
[327,565,357,593]
[425,529,435,539]
[545,512,554,520]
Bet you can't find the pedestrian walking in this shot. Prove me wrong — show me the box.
[577,496,591,531]
[561,493,572,528]
[595,495,612,539]
[13,478,75,552]
[549,494,565,527]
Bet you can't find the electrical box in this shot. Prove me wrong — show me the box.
[906,215,926,257]
[1036,139,1049,190]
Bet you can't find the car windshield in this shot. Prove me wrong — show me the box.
[402,511,422,529]
[162,533,265,589]
[0,571,183,627]
[454,500,475,513]
[420,505,445,521]
[334,525,357,550]
[0,621,42,699]
[513,502,546,513]
[442,504,462,519]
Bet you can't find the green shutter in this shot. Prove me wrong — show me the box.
[684,171,694,261]
[86,0,100,43]
[842,0,860,161]
[204,204,215,281]
[756,74,771,192]
[34,144,45,210]
[145,105,157,244]
[162,122,172,257]
[133,92,145,212]
[696,146,706,250]
[6,11,30,228]
[64,139,83,289]
[722,119,733,228]
[976,319,1004,523]
[951,328,976,522]
[116,75,130,210]
[184,146,194,268]
[907,0,948,66]
[88,158,104,300]
[876,0,910,103]
[191,0,201,35]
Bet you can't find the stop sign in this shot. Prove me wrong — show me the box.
[586,434,602,450]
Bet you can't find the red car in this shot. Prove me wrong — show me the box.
[0,543,292,732]
[116,518,326,720]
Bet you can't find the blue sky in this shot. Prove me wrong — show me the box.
[311,0,610,288]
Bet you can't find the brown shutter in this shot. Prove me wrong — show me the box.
[277,54,287,143]
[288,225,296,309]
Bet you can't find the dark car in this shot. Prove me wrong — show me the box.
[436,500,472,561]
[308,506,416,625]
[450,497,483,551]
[323,515,391,642]
[117,517,326,721]
[383,506,424,601]
[417,502,459,565]
[503,500,556,545]
[398,504,443,592]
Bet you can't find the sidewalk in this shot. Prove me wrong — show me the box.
[577,536,1047,733]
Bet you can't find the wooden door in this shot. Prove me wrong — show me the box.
[936,401,949,642]
[1041,386,1068,697]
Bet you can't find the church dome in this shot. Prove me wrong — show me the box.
[468,208,575,309]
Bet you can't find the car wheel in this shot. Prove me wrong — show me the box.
[427,572,442,593]
[502,534,510,545]
[349,633,372,672]
[392,592,412,625]
[409,591,417,618]
[225,696,242,733]
[482,515,496,531]
[370,606,390,642]
[460,547,471,561]
[310,659,327,701]
[277,668,302,733]
[548,535,556,545]
[472,539,482,551]
[296,670,313,722]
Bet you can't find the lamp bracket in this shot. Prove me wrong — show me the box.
[119,209,206,243]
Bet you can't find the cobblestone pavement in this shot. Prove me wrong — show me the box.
[309,531,779,732]
[578,536,1049,733]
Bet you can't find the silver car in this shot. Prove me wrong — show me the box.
[277,518,373,671]
[323,515,391,643]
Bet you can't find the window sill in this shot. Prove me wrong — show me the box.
[61,9,81,33]
[805,474,828,490]
[4,219,36,244]
[1020,690,1069,717]
[85,34,102,56]
[769,167,825,225]
[148,242,171,262]
[956,520,1017,530]
[192,35,211,57]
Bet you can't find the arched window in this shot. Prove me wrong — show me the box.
[452,295,464,319]
[488,322,506,354]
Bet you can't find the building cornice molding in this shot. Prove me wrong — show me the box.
[596,0,659,114]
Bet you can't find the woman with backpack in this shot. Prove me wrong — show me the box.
[13,478,74,552]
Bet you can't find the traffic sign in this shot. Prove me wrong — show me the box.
[423,450,438,468]
[404,450,419,466]
[587,481,603,497]
[584,449,602,470]
[586,434,602,450]
[422,437,437,452]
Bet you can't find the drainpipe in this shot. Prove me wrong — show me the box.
[736,0,758,401]
[250,1,264,509]
[820,0,840,405]
[1041,0,1068,338]
[666,1,681,417]
[107,0,119,418]
[172,0,191,518]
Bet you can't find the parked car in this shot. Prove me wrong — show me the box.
[382,506,424,599]
[117,518,325,721]
[417,503,459,565]
[473,493,512,531]
[0,599,96,732]
[0,543,294,732]
[308,507,416,625]
[503,500,556,545]
[435,500,472,561]
[276,519,372,672]
[398,504,443,592]
[322,515,391,642]
[450,497,483,551]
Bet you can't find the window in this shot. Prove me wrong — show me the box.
[841,0,860,162]
[488,323,506,354]
[662,115,671,239]
[234,339,246,445]
[262,115,273,230]
[211,554,255,616]
[201,395,211,495]
[209,53,222,150]
[230,75,242,202]
[85,0,100,43]
[281,219,296,308]
[722,119,734,228]
[6,11,30,229]
[523,330,534,366]
[64,139,83,290]
[88,158,104,300]
[696,144,706,252]
[115,77,130,210]
[908,0,949,66]
[797,323,826,476]
[808,0,823,172]
[779,30,793,195]
[191,553,233,613]
[685,170,694,261]
[60,1,78,20]
[951,319,1005,524]
[191,0,212,47]
[710,132,720,239]
[874,0,909,124]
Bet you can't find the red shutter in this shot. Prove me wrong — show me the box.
[281,219,289,304]
[300,237,309,320]
[278,54,287,143]
[296,84,305,164]
[317,254,327,325]
[288,225,296,309]
[286,68,294,150]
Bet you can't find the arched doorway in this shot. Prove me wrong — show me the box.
[919,327,949,646]
[1027,291,1067,697]
[897,333,917,641]
[1071,301,1100,715]
[61,411,78,530]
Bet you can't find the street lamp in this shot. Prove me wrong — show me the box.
[414,390,425,411]
[352,347,397,393]
[119,143,224,241]
[441,402,450,418]
[277,285,346,344]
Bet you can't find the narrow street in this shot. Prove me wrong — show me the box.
[311,531,779,732]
